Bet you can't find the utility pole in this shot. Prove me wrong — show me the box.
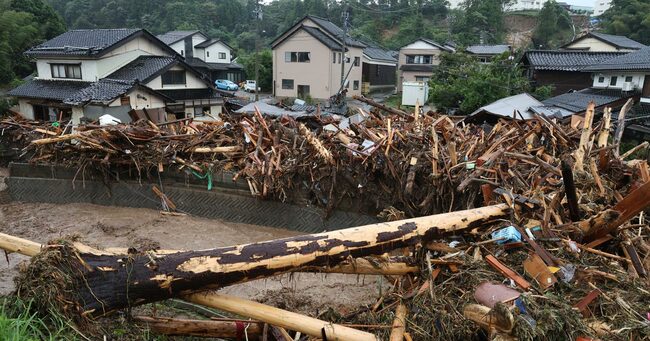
[340,3,349,89]
[254,0,261,101]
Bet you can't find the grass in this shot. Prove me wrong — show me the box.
[0,296,75,340]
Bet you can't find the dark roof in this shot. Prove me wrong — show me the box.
[195,38,233,51]
[363,46,398,63]
[542,88,635,112]
[301,25,346,51]
[563,32,646,50]
[399,64,435,72]
[25,29,141,57]
[157,88,219,101]
[64,79,135,105]
[522,50,627,71]
[466,44,510,55]
[306,15,366,48]
[106,56,177,82]
[583,46,650,72]
[187,57,243,71]
[157,30,203,45]
[406,38,455,52]
[7,79,91,101]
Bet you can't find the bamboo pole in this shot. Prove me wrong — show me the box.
[185,292,378,341]
[389,302,408,341]
[192,146,241,153]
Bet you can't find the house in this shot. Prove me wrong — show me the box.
[361,46,397,93]
[157,30,244,83]
[561,32,646,52]
[8,28,220,123]
[593,0,612,16]
[521,50,626,95]
[271,15,368,100]
[466,44,511,63]
[397,38,455,92]
[583,46,650,103]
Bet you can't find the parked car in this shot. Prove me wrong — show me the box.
[215,79,238,91]
[243,80,260,93]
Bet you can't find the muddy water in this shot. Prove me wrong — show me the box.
[0,168,383,314]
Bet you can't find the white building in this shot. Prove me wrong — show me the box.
[447,0,550,11]
[593,0,612,16]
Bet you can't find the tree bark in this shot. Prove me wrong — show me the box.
[134,316,262,338]
[13,204,510,317]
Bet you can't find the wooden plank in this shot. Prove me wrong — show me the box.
[574,102,595,171]
[573,289,600,317]
[523,253,557,290]
[613,98,634,158]
[485,255,531,290]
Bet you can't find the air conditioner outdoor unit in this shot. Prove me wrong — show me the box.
[622,82,634,91]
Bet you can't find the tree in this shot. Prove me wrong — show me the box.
[600,0,650,45]
[451,0,513,45]
[238,49,273,92]
[531,0,573,49]
[429,52,551,114]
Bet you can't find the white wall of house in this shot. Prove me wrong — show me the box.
[564,38,634,52]
[592,72,646,90]
[202,42,232,63]
[168,40,186,57]
[106,89,166,109]
[273,29,362,99]
[397,41,445,92]
[145,65,206,90]
[18,100,35,120]
[192,34,208,59]
[36,59,98,82]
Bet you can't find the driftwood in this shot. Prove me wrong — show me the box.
[134,316,263,338]
[352,95,411,118]
[5,205,509,316]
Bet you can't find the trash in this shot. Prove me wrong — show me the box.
[99,114,121,126]
[474,282,520,308]
[491,226,521,245]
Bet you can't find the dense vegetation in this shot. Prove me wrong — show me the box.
[601,0,650,45]
[531,0,573,49]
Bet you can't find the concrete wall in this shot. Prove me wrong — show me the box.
[564,37,633,52]
[145,65,207,90]
[202,41,231,63]
[18,100,35,120]
[272,29,362,99]
[592,72,646,90]
[169,40,185,57]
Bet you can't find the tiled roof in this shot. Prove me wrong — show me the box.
[588,32,646,50]
[106,56,176,82]
[416,38,455,52]
[302,25,346,51]
[523,50,626,71]
[363,46,398,63]
[7,79,92,101]
[195,38,233,50]
[157,30,201,45]
[467,44,510,55]
[65,79,135,105]
[583,46,650,71]
[25,29,141,57]
[399,64,435,72]
[306,15,367,48]
[157,88,219,101]
[542,88,633,112]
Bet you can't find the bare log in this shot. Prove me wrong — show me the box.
[186,292,378,341]
[134,316,262,338]
[352,95,411,118]
[11,205,510,316]
[561,159,581,221]
[389,302,408,341]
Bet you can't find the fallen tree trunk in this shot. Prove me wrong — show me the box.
[352,95,411,118]
[11,204,510,317]
[134,316,263,338]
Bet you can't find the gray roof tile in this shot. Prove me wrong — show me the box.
[157,30,201,45]
[25,29,141,57]
[523,50,626,71]
[542,88,632,112]
[195,38,233,50]
[106,56,176,82]
[588,32,646,50]
[583,46,650,71]
[363,46,397,63]
[7,79,92,101]
[307,15,366,48]
[65,79,135,105]
[467,44,510,55]
[302,25,346,50]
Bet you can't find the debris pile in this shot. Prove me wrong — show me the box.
[0,100,649,340]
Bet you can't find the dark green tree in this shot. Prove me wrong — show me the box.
[451,0,513,45]
[531,0,573,49]
[429,52,551,114]
[238,49,273,91]
[600,0,650,45]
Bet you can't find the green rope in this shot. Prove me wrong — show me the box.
[191,169,213,191]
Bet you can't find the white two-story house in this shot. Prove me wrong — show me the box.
[584,46,650,102]
[157,30,243,83]
[397,38,455,92]
[9,29,220,123]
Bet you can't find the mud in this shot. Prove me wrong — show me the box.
[0,168,383,314]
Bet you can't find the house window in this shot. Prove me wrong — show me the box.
[282,79,294,89]
[353,80,359,90]
[50,64,82,79]
[625,76,633,82]
[161,70,186,85]
[598,76,605,83]
[338,53,341,64]
[219,52,226,59]
[610,76,618,86]
[206,51,210,57]
[333,52,336,64]
[181,50,184,56]
[298,85,310,98]
[415,76,430,82]
[406,55,433,64]
[345,56,351,63]
[354,57,360,66]
[284,52,310,63]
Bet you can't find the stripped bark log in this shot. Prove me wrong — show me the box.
[352,95,411,118]
[134,316,262,338]
[389,302,408,341]
[8,205,510,316]
[613,98,634,158]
